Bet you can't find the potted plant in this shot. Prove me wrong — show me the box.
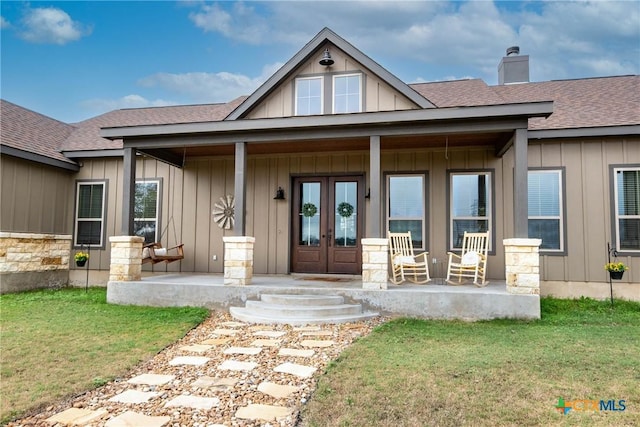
[75,251,89,267]
[604,262,628,280]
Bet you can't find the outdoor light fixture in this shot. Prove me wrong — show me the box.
[319,48,334,66]
[274,186,285,200]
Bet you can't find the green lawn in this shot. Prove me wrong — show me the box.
[0,288,209,424]
[300,298,640,427]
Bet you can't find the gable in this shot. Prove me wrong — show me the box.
[227,28,433,120]
[245,42,421,119]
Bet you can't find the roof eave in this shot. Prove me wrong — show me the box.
[101,101,553,140]
[62,149,125,158]
[529,125,640,139]
[1,145,80,171]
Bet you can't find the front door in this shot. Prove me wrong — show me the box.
[291,175,364,274]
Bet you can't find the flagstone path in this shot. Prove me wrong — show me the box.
[10,312,383,427]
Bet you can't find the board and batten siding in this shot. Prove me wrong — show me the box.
[73,136,638,286]
[1,155,72,234]
[527,137,639,285]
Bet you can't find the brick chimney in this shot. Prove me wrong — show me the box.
[498,46,529,85]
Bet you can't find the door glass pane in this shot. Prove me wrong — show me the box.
[299,182,321,246]
[334,181,357,247]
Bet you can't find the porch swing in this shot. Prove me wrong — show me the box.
[142,217,184,264]
[139,152,185,265]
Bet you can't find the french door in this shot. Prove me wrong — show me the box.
[291,175,364,274]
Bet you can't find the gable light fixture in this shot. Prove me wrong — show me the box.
[319,48,334,66]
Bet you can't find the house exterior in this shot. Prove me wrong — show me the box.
[1,28,638,300]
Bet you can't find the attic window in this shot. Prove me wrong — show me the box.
[333,74,362,113]
[295,76,323,116]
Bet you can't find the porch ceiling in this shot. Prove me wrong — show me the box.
[140,132,511,159]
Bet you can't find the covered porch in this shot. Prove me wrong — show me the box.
[106,273,539,321]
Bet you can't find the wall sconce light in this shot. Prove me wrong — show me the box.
[365,188,371,199]
[274,186,286,200]
[319,48,334,66]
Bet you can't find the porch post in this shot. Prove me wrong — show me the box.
[121,147,136,236]
[513,128,528,238]
[234,142,247,236]
[369,135,382,238]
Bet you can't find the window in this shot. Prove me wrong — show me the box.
[387,174,426,250]
[134,180,160,244]
[528,169,564,252]
[449,171,491,250]
[333,74,361,113]
[614,167,640,252]
[74,181,106,247]
[295,77,323,116]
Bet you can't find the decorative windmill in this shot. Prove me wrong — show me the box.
[212,195,235,229]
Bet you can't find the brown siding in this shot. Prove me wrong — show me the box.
[1,156,72,234]
[74,136,639,284]
[530,136,640,284]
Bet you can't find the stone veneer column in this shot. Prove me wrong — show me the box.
[362,238,389,290]
[223,236,254,285]
[109,236,144,281]
[503,238,542,294]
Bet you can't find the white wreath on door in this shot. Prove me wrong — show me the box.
[212,195,235,229]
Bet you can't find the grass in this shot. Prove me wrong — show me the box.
[300,298,640,427]
[0,287,209,424]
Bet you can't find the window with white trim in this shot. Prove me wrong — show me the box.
[295,76,323,116]
[614,167,640,252]
[74,181,106,247]
[528,169,564,252]
[333,74,361,113]
[387,174,426,250]
[449,171,491,250]
[134,180,160,244]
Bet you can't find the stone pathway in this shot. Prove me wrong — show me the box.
[10,312,382,427]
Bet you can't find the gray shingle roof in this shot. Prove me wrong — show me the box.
[2,74,638,166]
[410,75,640,130]
[1,99,77,164]
[62,97,247,151]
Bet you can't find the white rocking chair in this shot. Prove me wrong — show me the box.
[446,231,489,287]
[388,231,431,285]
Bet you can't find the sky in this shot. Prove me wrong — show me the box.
[1,0,639,123]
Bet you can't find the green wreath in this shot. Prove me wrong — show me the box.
[302,202,318,217]
[337,202,354,218]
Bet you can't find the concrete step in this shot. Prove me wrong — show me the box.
[260,294,344,306]
[244,300,363,317]
[229,306,379,325]
[229,293,379,325]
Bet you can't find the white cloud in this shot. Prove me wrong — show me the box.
[19,7,91,45]
[1,16,10,29]
[189,2,269,44]
[137,62,284,102]
[82,95,175,113]
[185,1,639,83]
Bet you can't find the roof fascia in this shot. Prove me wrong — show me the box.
[128,118,530,150]
[1,145,79,171]
[62,149,124,158]
[225,27,433,120]
[529,125,640,139]
[102,101,553,140]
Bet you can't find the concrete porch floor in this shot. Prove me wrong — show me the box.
[107,273,540,320]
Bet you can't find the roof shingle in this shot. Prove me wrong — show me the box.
[1,100,77,164]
